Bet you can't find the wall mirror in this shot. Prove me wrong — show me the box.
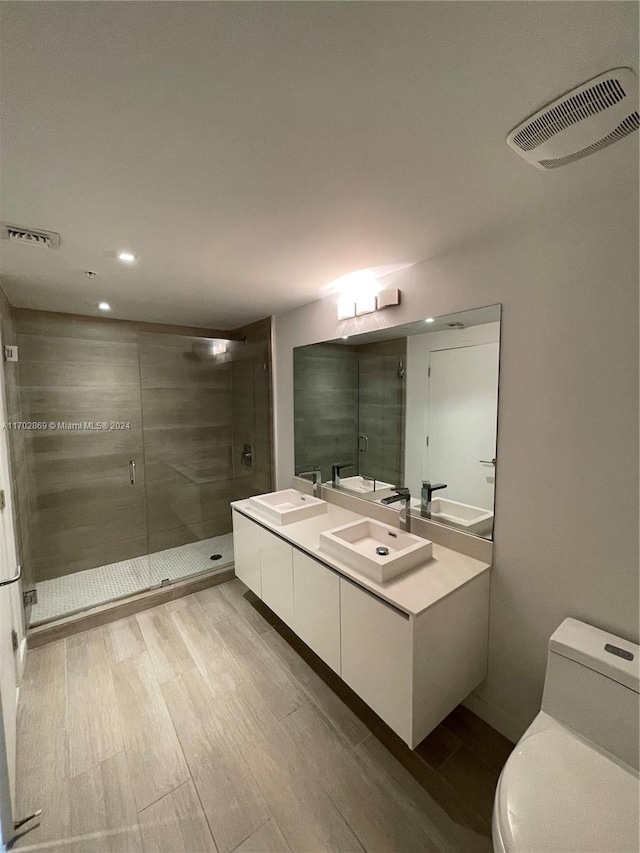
[294,304,501,539]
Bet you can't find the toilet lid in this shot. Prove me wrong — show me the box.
[496,727,640,852]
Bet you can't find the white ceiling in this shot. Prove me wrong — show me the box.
[0,2,637,328]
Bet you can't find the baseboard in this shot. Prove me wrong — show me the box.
[462,690,527,744]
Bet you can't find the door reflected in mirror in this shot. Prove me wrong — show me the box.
[294,305,501,540]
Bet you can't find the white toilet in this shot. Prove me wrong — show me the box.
[493,618,640,852]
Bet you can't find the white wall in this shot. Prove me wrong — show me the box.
[272,190,639,741]
[404,322,500,504]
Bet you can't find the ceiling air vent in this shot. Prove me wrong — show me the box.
[507,68,638,170]
[1,223,60,249]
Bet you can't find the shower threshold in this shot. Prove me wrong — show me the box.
[30,533,234,626]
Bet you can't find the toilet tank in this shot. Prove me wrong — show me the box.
[542,618,639,770]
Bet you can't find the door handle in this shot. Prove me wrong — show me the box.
[479,458,496,465]
[358,434,369,453]
[0,564,21,587]
[129,460,137,485]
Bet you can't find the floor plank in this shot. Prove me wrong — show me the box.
[280,702,443,853]
[193,585,238,623]
[217,579,276,635]
[215,615,307,721]
[138,780,217,853]
[14,641,70,850]
[261,626,370,747]
[438,744,502,827]
[234,818,292,853]
[170,601,245,697]
[110,651,190,811]
[103,616,146,665]
[355,734,492,853]
[68,751,142,853]
[136,605,194,683]
[212,685,364,853]
[66,630,124,777]
[162,668,270,853]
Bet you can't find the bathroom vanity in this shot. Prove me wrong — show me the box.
[231,491,491,749]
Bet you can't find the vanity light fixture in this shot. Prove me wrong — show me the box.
[98,302,111,312]
[210,340,227,356]
[337,298,356,320]
[355,293,377,316]
[117,251,136,263]
[333,270,403,320]
[376,288,400,310]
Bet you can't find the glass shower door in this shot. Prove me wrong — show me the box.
[18,313,151,624]
[138,331,237,586]
[357,350,406,488]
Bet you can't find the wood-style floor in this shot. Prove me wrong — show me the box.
[14,579,511,852]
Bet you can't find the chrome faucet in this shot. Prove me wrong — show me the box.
[298,467,322,497]
[381,487,411,531]
[421,481,447,518]
[331,462,353,488]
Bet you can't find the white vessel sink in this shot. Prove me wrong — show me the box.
[319,518,432,582]
[248,489,328,526]
[338,475,396,498]
[410,497,493,537]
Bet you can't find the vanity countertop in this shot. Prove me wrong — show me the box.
[231,498,491,617]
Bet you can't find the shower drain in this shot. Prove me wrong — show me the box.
[210,554,223,561]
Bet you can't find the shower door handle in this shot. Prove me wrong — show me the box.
[129,460,137,485]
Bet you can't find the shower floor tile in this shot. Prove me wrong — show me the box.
[30,533,234,625]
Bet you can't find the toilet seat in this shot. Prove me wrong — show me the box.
[494,716,639,853]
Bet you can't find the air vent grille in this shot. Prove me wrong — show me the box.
[539,112,640,169]
[513,77,626,151]
[1,224,60,249]
[507,68,638,170]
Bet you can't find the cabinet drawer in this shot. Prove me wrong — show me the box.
[260,532,294,626]
[340,578,412,741]
[293,551,341,674]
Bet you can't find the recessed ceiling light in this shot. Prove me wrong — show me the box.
[98,302,111,312]
[425,317,434,323]
[342,335,349,340]
[117,251,136,263]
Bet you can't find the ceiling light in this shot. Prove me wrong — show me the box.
[342,336,349,340]
[98,302,111,311]
[117,251,136,263]
[425,317,434,323]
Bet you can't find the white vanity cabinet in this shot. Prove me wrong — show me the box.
[232,509,263,596]
[293,550,341,674]
[260,531,294,626]
[340,577,413,743]
[231,505,491,749]
[232,509,294,625]
[341,573,490,747]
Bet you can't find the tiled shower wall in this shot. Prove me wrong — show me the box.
[294,343,359,483]
[356,338,406,487]
[12,309,272,584]
[294,338,406,487]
